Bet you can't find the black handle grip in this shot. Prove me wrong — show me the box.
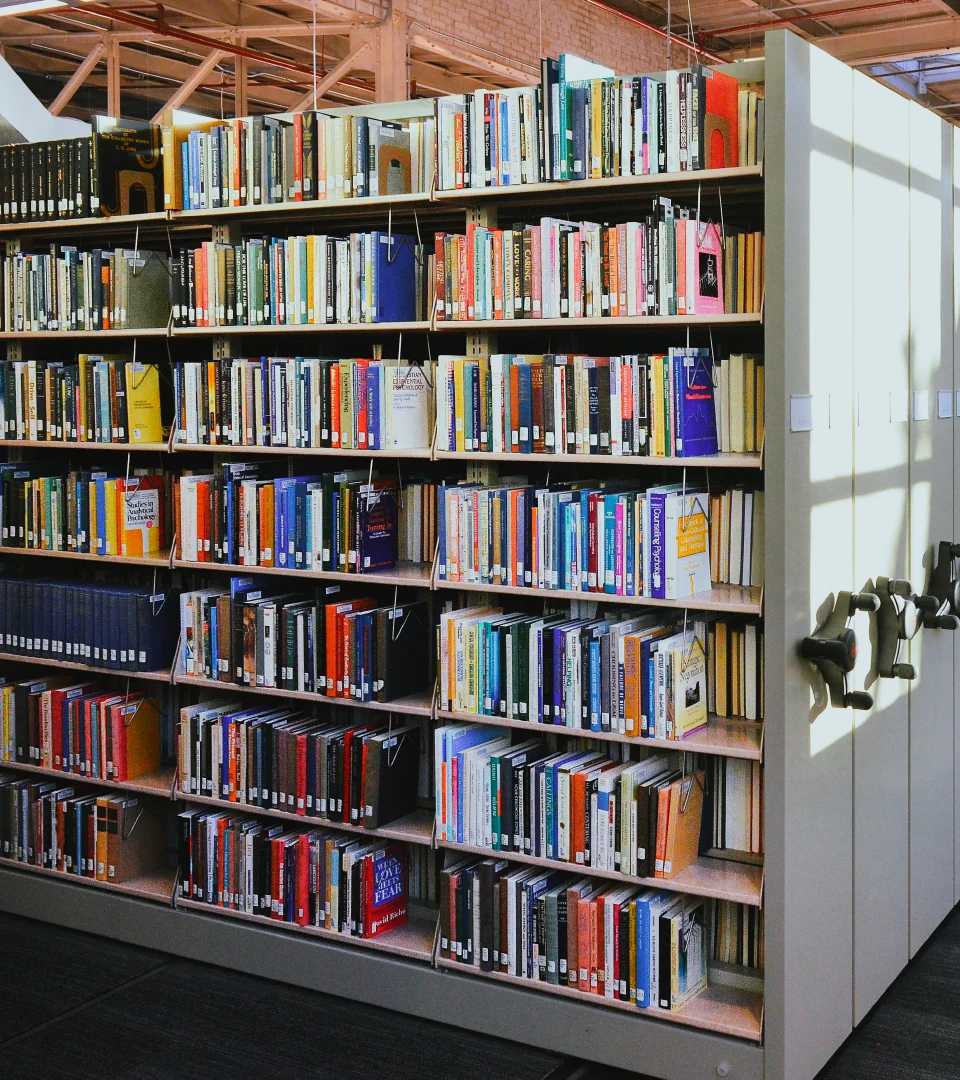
[914,594,939,613]
[845,691,874,711]
[888,579,912,598]
[928,614,960,631]
[950,543,960,558]
[800,629,857,672]
[892,662,916,680]
[851,592,881,614]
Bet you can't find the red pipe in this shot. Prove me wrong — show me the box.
[699,0,923,39]
[579,0,725,63]
[81,3,373,94]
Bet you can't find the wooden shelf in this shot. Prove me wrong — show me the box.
[0,857,177,903]
[436,579,764,615]
[171,321,430,337]
[433,165,765,204]
[438,841,763,907]
[177,896,437,962]
[431,314,763,331]
[173,442,433,459]
[0,327,169,339]
[0,651,172,682]
[435,957,763,1042]
[171,191,434,224]
[0,439,169,452]
[177,791,433,846]
[1,759,175,797]
[171,557,432,589]
[437,710,763,760]
[0,210,170,236]
[173,672,435,718]
[435,449,762,469]
[0,546,171,568]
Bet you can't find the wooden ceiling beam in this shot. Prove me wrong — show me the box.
[48,40,105,115]
[290,39,370,110]
[408,30,535,85]
[150,48,227,122]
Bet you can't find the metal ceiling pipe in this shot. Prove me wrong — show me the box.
[699,0,923,39]
[578,0,725,63]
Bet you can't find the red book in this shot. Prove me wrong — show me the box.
[363,842,407,939]
[704,69,740,170]
[329,362,340,445]
[295,834,310,925]
[354,360,369,450]
[457,235,469,321]
[434,232,446,321]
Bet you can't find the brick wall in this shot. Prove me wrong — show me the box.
[404,0,670,79]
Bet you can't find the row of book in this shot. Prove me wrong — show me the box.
[436,59,760,190]
[1,248,171,332]
[0,576,176,672]
[715,354,764,455]
[175,467,403,574]
[434,207,736,322]
[178,701,421,829]
[177,809,410,938]
[435,731,712,879]
[178,583,431,702]
[707,618,763,722]
[708,757,762,856]
[436,350,734,459]
[166,112,435,211]
[723,231,765,316]
[173,358,433,451]
[0,357,164,445]
[170,232,427,328]
[0,125,164,223]
[440,857,709,1012]
[1,467,167,557]
[438,605,715,738]
[0,676,161,783]
[0,777,167,883]
[709,488,763,589]
[438,480,735,599]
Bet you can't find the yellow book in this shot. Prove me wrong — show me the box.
[95,795,111,881]
[88,479,99,554]
[121,476,162,557]
[745,234,756,314]
[339,360,354,449]
[737,234,747,313]
[125,363,163,444]
[306,239,316,323]
[755,362,765,452]
[744,355,756,454]
[115,697,162,781]
[102,478,118,555]
[453,359,466,453]
[591,80,603,179]
[207,361,217,443]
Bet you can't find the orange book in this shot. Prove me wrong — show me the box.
[207,361,218,443]
[465,224,476,319]
[590,893,603,993]
[258,482,274,566]
[110,697,161,781]
[196,479,210,562]
[509,363,521,451]
[293,113,304,202]
[101,262,111,329]
[570,766,588,865]
[654,781,674,878]
[493,230,504,319]
[662,771,705,879]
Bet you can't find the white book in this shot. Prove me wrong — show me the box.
[664,489,711,598]
[383,362,433,449]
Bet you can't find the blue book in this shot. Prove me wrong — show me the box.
[648,490,668,599]
[181,142,191,211]
[589,638,602,731]
[635,893,652,1006]
[517,362,533,453]
[569,85,588,181]
[603,493,618,594]
[374,233,417,322]
[366,365,381,450]
[674,348,719,457]
[499,98,510,185]
[94,479,107,554]
[209,603,218,678]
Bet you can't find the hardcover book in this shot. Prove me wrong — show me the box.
[365,842,408,937]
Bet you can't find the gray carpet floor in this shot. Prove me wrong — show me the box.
[0,913,567,1080]
[4,904,960,1080]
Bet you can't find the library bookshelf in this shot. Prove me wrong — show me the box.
[4,33,957,1080]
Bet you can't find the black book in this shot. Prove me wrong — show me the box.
[362,725,420,829]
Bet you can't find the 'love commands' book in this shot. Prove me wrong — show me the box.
[364,842,408,938]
